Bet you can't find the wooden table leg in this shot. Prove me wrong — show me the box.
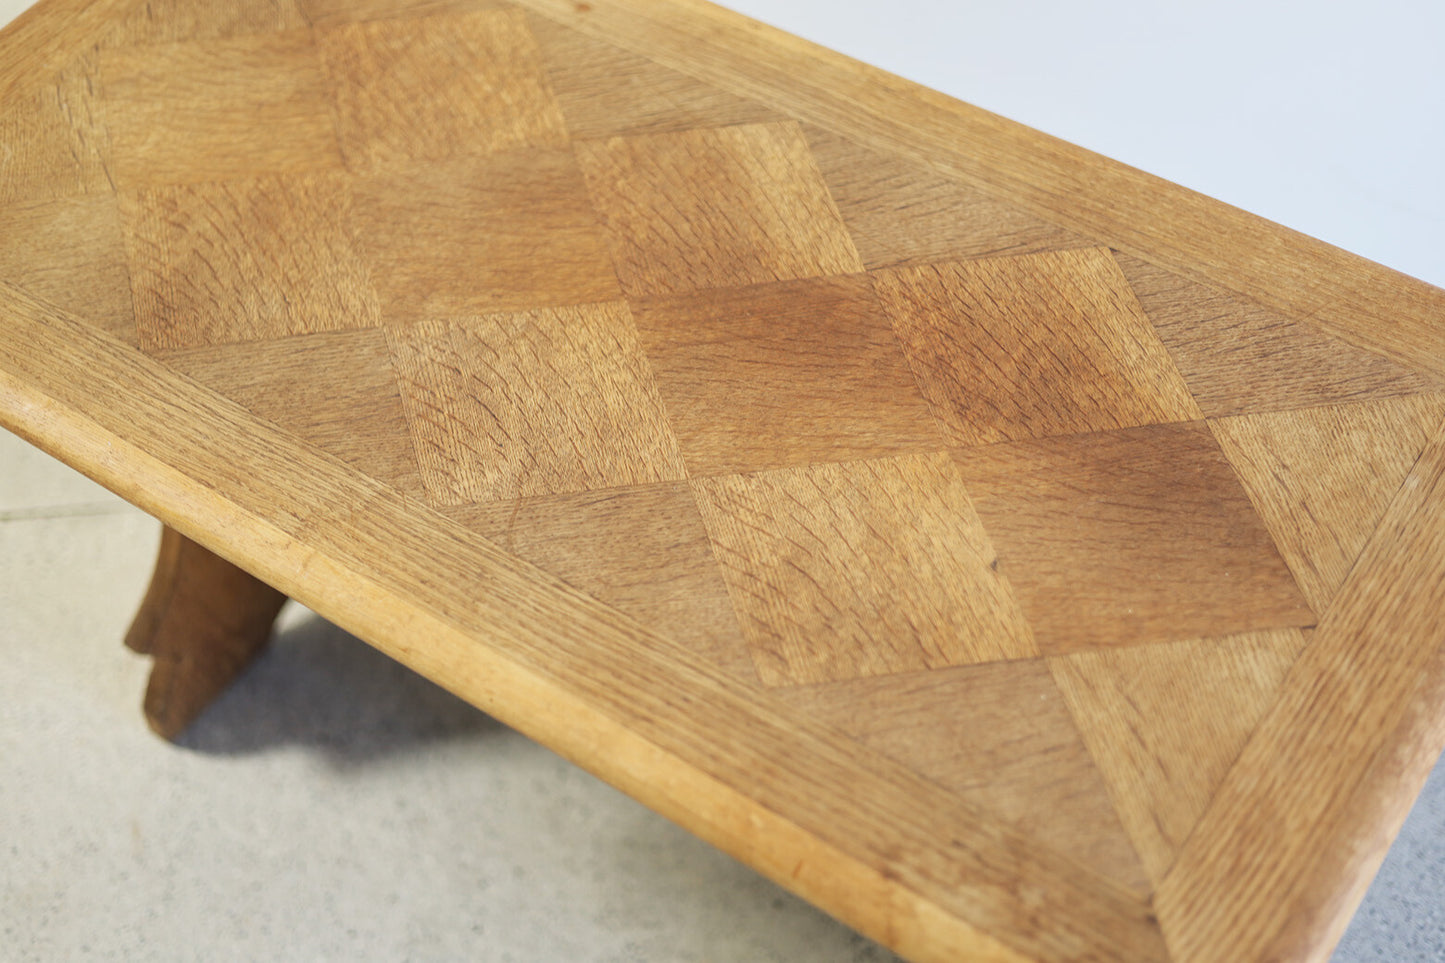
[125,525,288,739]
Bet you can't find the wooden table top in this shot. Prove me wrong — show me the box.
[2,1,1443,960]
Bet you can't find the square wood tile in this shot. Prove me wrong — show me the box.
[122,173,380,350]
[319,8,568,170]
[349,151,621,320]
[873,248,1201,447]
[954,421,1314,654]
[630,275,942,476]
[387,301,686,506]
[693,452,1037,686]
[99,30,341,188]
[576,121,863,297]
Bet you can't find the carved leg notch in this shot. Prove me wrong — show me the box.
[125,526,288,739]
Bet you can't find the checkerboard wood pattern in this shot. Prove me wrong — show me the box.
[2,1,1444,961]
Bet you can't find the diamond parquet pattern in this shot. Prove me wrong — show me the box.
[3,3,1443,961]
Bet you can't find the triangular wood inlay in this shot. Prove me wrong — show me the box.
[772,659,1150,892]
[1050,628,1307,885]
[530,15,783,139]
[1212,394,1445,615]
[1116,252,1439,417]
[806,125,1092,269]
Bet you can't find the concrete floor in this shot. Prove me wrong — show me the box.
[2,427,1441,961]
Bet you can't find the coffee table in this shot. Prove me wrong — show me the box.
[2,1,1443,960]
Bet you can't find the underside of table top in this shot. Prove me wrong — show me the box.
[2,1,1444,961]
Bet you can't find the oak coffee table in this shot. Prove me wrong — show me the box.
[2,1,1443,960]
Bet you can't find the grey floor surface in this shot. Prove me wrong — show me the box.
[3,427,1443,962]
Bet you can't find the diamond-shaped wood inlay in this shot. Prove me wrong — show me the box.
[3,4,1442,963]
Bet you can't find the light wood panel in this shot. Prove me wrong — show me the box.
[576,121,863,296]
[348,150,620,318]
[773,660,1149,891]
[122,173,380,349]
[954,422,1314,654]
[1116,253,1438,417]
[807,126,1090,269]
[318,8,568,169]
[1051,629,1307,885]
[386,302,685,506]
[98,29,341,187]
[1210,394,1445,615]
[873,248,1201,448]
[629,275,940,476]
[693,452,1036,686]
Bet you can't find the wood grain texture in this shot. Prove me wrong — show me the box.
[125,525,289,738]
[99,0,306,47]
[576,121,863,297]
[319,8,568,169]
[4,2,1444,959]
[873,248,1201,448]
[387,302,686,506]
[160,329,424,497]
[513,0,1445,379]
[531,13,781,139]
[0,193,135,343]
[122,173,379,349]
[98,28,340,188]
[299,0,506,28]
[1210,394,1445,615]
[0,0,130,109]
[348,151,620,319]
[445,482,757,684]
[807,125,1091,269]
[630,275,942,476]
[772,660,1149,891]
[1116,253,1439,417]
[954,421,1315,654]
[1156,413,1445,963]
[1051,628,1307,885]
[0,283,1168,963]
[693,452,1037,686]
[0,51,112,205]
